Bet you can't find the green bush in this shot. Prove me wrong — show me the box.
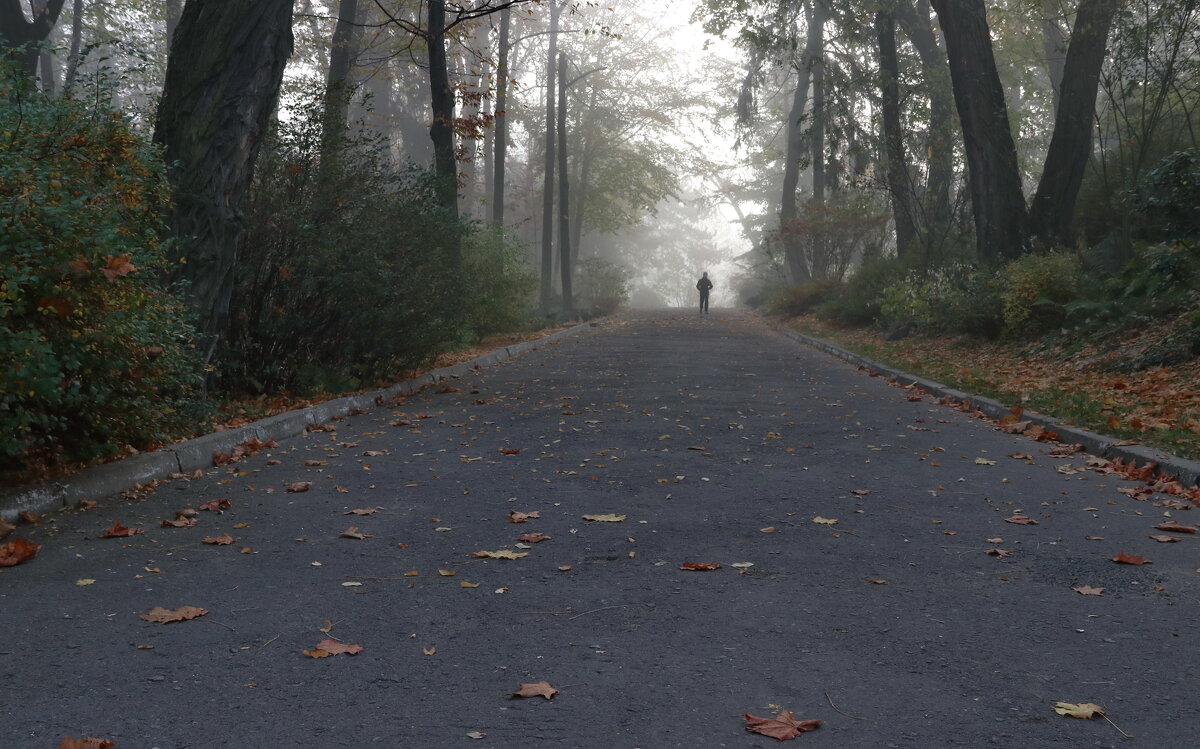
[877,263,1003,337]
[1129,149,1200,242]
[461,229,539,338]
[816,256,905,325]
[575,257,632,315]
[767,278,844,317]
[0,71,206,470]
[1001,252,1082,337]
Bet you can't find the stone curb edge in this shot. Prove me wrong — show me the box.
[766,319,1200,489]
[0,320,599,521]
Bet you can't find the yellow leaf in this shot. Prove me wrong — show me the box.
[1053,702,1105,719]
[75,578,96,586]
[423,646,436,656]
[438,569,456,576]
[581,513,626,522]
[974,457,997,465]
[460,581,480,588]
[812,516,839,525]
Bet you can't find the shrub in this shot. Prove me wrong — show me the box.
[878,263,1004,337]
[1129,149,1200,242]
[461,229,539,338]
[575,257,632,315]
[1001,252,1082,337]
[0,71,206,471]
[816,256,905,325]
[767,278,844,317]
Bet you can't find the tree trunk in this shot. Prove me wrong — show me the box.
[427,0,460,257]
[38,47,55,93]
[1028,0,1117,248]
[321,0,359,159]
[154,0,294,347]
[895,0,953,237]
[929,0,1028,264]
[780,0,817,284]
[63,0,83,94]
[539,0,560,309]
[165,0,182,48]
[808,0,827,276]
[491,6,510,227]
[0,0,66,80]
[557,51,572,315]
[1042,0,1067,113]
[876,10,919,259]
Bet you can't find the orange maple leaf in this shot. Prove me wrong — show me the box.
[509,681,559,699]
[0,537,42,567]
[744,709,821,740]
[140,605,208,623]
[99,520,142,538]
[101,254,137,282]
[1112,552,1151,565]
[303,639,363,657]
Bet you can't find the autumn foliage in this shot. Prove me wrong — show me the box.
[0,69,206,475]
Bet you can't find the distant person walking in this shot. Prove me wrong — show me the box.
[696,272,713,314]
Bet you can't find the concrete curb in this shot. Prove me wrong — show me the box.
[766,319,1200,488]
[0,320,598,521]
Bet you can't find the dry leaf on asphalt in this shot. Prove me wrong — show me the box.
[582,513,626,522]
[1154,521,1196,534]
[1053,701,1105,719]
[140,605,208,624]
[344,507,380,516]
[340,526,373,539]
[0,537,42,567]
[744,709,821,740]
[202,533,234,546]
[199,498,231,512]
[519,532,551,543]
[438,569,456,576]
[1149,534,1181,543]
[509,681,559,699]
[850,489,872,495]
[59,738,115,749]
[1112,552,1151,565]
[287,482,312,493]
[508,511,540,523]
[303,639,363,657]
[811,516,838,525]
[680,562,722,571]
[1005,515,1038,525]
[423,646,436,656]
[1073,585,1104,596]
[471,549,527,559]
[99,521,141,538]
[160,516,197,528]
[984,548,1014,557]
[460,581,480,588]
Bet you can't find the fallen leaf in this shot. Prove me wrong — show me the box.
[466,731,486,739]
[75,578,95,586]
[680,562,722,571]
[850,489,872,496]
[404,570,419,577]
[344,507,380,516]
[811,516,838,525]
[974,458,997,465]
[460,581,480,588]
[160,517,197,528]
[867,578,889,585]
[499,448,522,455]
[0,537,42,567]
[582,513,626,522]
[1112,552,1151,565]
[1073,585,1104,596]
[1005,515,1038,525]
[423,646,436,656]
[471,549,527,559]
[438,569,456,576]
[202,533,234,546]
[140,605,208,623]
[1149,534,1181,543]
[1084,535,1105,541]
[1154,521,1197,534]
[760,526,776,533]
[557,565,572,572]
[509,681,559,699]
[339,526,373,540]
[287,482,312,493]
[1053,701,1105,719]
[99,521,141,538]
[303,638,363,657]
[319,620,334,633]
[744,709,821,741]
[199,498,231,512]
[984,548,1014,557]
[363,450,387,457]
[519,532,551,543]
[508,511,540,523]
[101,254,137,282]
[59,738,115,749]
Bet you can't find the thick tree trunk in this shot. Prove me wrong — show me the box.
[63,0,83,94]
[491,7,510,227]
[165,0,181,48]
[1042,0,1067,113]
[321,0,359,159]
[876,10,919,259]
[895,0,953,236]
[154,0,294,346]
[0,0,66,79]
[1028,0,1117,248]
[427,0,460,253]
[557,51,572,315]
[780,0,816,284]
[38,47,54,93]
[929,0,1028,264]
[539,1,560,309]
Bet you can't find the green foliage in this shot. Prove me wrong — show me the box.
[460,229,539,338]
[1000,252,1082,337]
[878,263,1004,338]
[0,71,206,470]
[574,257,632,315]
[767,278,844,317]
[815,256,905,326]
[1129,149,1200,241]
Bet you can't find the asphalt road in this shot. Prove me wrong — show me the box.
[3,310,1198,748]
